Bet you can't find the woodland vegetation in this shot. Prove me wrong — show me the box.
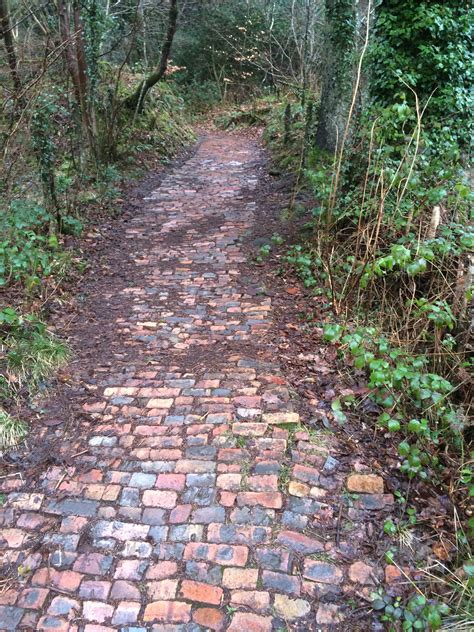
[0,1,472,629]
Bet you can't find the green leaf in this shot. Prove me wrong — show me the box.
[388,419,401,432]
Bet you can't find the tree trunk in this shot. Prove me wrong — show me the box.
[315,0,356,153]
[57,0,96,159]
[0,0,22,96]
[124,0,178,112]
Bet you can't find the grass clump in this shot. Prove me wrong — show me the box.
[0,408,27,451]
[0,307,69,400]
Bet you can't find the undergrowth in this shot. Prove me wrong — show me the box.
[247,86,473,630]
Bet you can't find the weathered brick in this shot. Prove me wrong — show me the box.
[147,579,178,600]
[262,412,299,425]
[349,561,375,585]
[262,570,300,595]
[184,542,248,566]
[303,559,344,584]
[82,601,114,623]
[192,506,225,523]
[216,473,242,490]
[230,590,270,612]
[129,472,156,488]
[114,560,147,581]
[79,581,111,600]
[92,520,149,541]
[248,475,278,492]
[142,490,177,508]
[146,561,177,580]
[111,601,140,625]
[237,491,282,509]
[17,588,49,609]
[277,530,324,554]
[288,481,310,497]
[47,596,80,617]
[192,607,225,631]
[169,504,192,523]
[110,580,141,600]
[73,553,112,576]
[227,612,272,632]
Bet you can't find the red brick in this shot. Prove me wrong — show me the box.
[156,473,186,491]
[179,580,223,605]
[1,528,26,548]
[192,607,225,630]
[32,569,83,593]
[220,491,237,507]
[143,601,191,623]
[149,449,182,460]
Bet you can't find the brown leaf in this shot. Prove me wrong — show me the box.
[286,287,300,295]
[432,541,452,561]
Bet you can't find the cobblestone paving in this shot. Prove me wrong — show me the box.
[0,134,390,631]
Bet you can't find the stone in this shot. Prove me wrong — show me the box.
[288,481,310,497]
[316,603,344,624]
[273,594,311,619]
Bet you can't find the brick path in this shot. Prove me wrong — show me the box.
[0,134,389,631]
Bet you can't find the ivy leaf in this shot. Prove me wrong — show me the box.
[331,398,347,424]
